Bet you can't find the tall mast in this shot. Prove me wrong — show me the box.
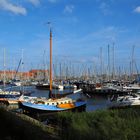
[3,48,6,91]
[131,45,135,81]
[112,43,115,80]
[49,25,52,98]
[108,44,110,81]
[100,47,103,81]
[60,63,62,82]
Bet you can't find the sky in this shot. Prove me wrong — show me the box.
[0,0,140,75]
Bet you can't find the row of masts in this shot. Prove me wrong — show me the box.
[0,27,139,88]
[37,25,139,84]
[1,46,139,83]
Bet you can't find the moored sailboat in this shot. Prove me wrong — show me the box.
[19,26,86,114]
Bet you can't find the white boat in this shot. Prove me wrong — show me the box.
[109,93,140,108]
[36,83,64,90]
[0,89,22,105]
[0,89,21,98]
[31,81,38,86]
[123,84,140,91]
[11,81,22,86]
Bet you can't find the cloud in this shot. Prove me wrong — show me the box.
[27,0,40,6]
[134,6,140,13]
[99,2,111,15]
[64,5,74,14]
[0,0,26,15]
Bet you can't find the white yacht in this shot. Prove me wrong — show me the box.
[123,84,140,92]
[109,93,140,108]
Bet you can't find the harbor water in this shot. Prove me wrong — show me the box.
[9,85,110,112]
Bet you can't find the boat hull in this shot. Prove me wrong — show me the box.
[0,94,21,98]
[19,101,86,114]
[109,104,140,109]
[36,84,60,90]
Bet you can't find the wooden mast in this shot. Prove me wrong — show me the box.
[49,27,53,98]
[3,48,6,91]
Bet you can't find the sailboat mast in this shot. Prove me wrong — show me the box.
[3,48,6,91]
[49,28,52,97]
[112,43,115,80]
[131,45,135,81]
[108,44,110,81]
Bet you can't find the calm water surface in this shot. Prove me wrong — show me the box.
[3,85,110,112]
[25,86,110,112]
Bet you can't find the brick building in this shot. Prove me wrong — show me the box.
[0,69,49,81]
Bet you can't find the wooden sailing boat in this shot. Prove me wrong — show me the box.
[19,26,86,114]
